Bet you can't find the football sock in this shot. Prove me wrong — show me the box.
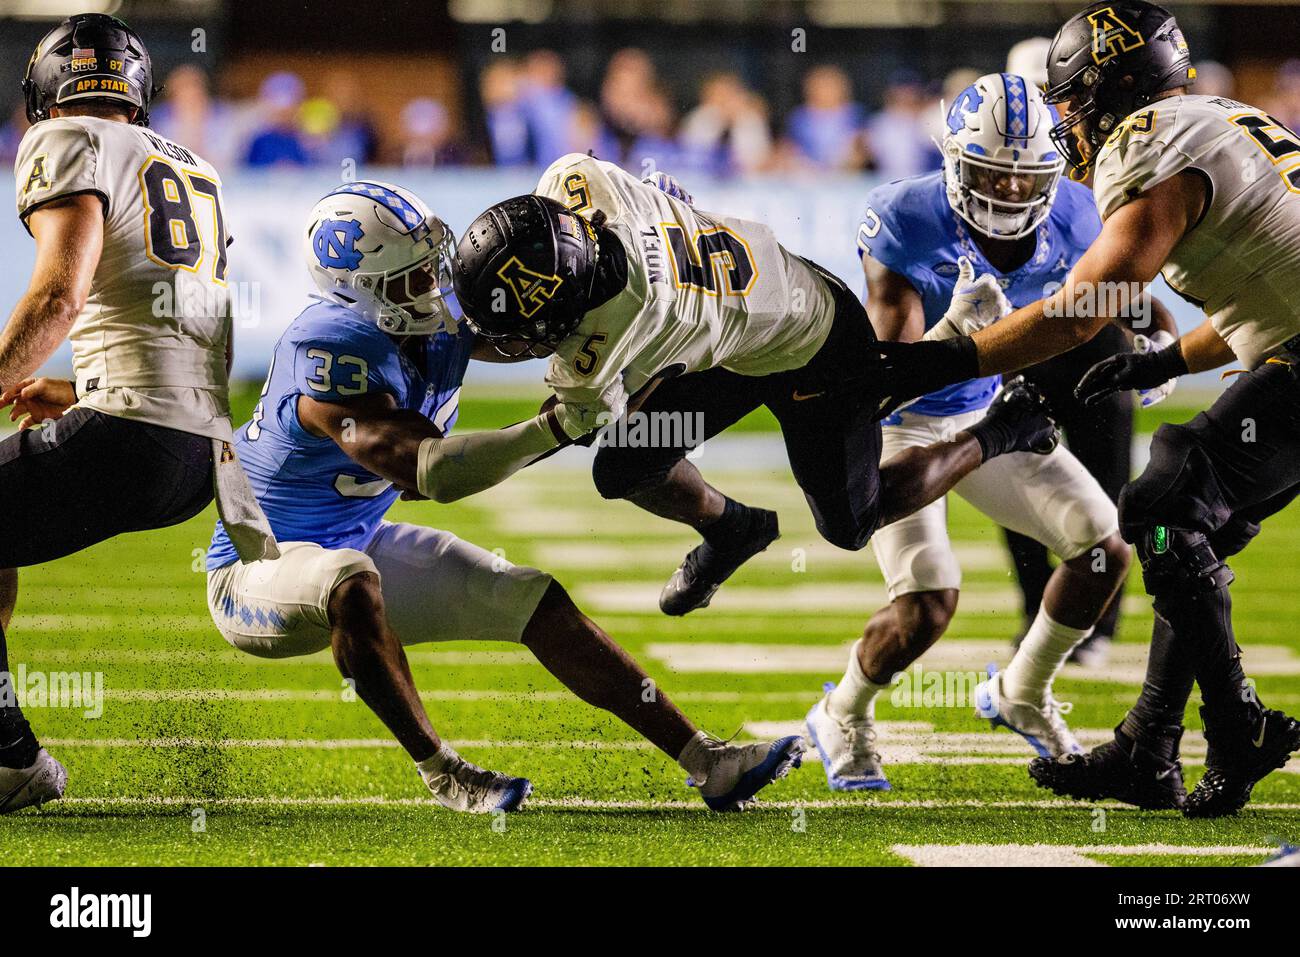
[0,621,37,768]
[1121,614,1196,761]
[701,497,757,549]
[677,730,715,784]
[414,744,457,783]
[826,639,887,721]
[1001,610,1090,704]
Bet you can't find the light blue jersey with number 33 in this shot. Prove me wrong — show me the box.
[206,299,474,570]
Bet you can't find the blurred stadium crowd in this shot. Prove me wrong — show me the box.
[2,39,1298,178]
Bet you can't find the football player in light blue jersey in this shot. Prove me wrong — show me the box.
[205,181,805,813]
[807,74,1174,791]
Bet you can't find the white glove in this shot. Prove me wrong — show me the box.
[1133,329,1178,407]
[924,256,1012,341]
[643,171,693,206]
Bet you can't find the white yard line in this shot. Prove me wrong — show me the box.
[48,795,1300,812]
[646,640,1300,683]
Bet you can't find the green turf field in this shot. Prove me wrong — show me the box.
[2,389,1298,866]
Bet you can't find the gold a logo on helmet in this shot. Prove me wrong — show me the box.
[496,256,563,318]
[1088,7,1145,64]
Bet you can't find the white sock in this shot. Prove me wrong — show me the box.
[1002,609,1091,704]
[826,639,888,721]
[677,730,715,784]
[415,744,457,782]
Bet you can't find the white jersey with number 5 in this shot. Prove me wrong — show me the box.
[1093,94,1300,368]
[14,115,234,439]
[534,154,836,438]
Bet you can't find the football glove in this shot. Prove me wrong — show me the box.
[1075,332,1188,407]
[967,375,1059,461]
[1133,330,1179,408]
[643,171,694,205]
[924,256,1013,341]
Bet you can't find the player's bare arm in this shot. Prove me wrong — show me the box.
[0,193,103,393]
[862,255,925,343]
[972,170,1203,375]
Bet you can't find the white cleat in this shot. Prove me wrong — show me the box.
[974,665,1083,759]
[0,748,67,814]
[419,751,532,814]
[687,735,806,811]
[805,685,890,791]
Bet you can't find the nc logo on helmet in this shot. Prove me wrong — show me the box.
[946,87,983,134]
[496,256,563,318]
[313,218,366,271]
[1088,6,1144,65]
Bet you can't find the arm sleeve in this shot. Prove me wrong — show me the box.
[15,121,105,225]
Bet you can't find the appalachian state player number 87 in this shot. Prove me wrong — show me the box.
[139,156,230,282]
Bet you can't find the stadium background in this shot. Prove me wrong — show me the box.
[3,0,1300,380]
[2,0,1299,867]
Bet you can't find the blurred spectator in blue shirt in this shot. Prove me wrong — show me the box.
[678,71,772,176]
[308,72,379,167]
[520,50,579,166]
[864,69,941,179]
[151,65,241,170]
[399,98,470,167]
[785,65,868,170]
[480,59,530,166]
[244,72,310,167]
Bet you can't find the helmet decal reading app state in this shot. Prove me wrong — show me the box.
[313,219,366,271]
[496,256,563,318]
[1089,6,1145,64]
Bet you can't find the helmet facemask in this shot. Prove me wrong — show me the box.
[1044,65,1111,174]
[364,221,461,337]
[947,146,1064,239]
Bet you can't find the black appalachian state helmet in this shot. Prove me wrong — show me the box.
[1043,1,1195,172]
[22,13,159,126]
[452,194,601,351]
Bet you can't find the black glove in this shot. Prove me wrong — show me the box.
[1075,340,1188,406]
[863,337,981,420]
[967,376,1060,461]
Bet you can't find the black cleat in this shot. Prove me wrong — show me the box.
[1184,708,1300,819]
[1029,729,1186,810]
[660,509,779,616]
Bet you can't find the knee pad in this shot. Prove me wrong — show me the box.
[1134,526,1234,600]
[1208,515,1261,560]
[590,444,679,501]
[1118,423,1232,543]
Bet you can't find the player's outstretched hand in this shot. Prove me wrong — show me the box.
[1075,333,1188,407]
[1133,331,1179,408]
[866,337,981,420]
[0,377,76,429]
[643,171,694,205]
[927,256,1012,340]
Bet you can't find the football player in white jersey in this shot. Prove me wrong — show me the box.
[871,0,1300,817]
[441,155,1061,620]
[0,15,274,814]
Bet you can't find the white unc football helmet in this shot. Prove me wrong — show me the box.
[304,181,461,336]
[941,73,1065,240]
